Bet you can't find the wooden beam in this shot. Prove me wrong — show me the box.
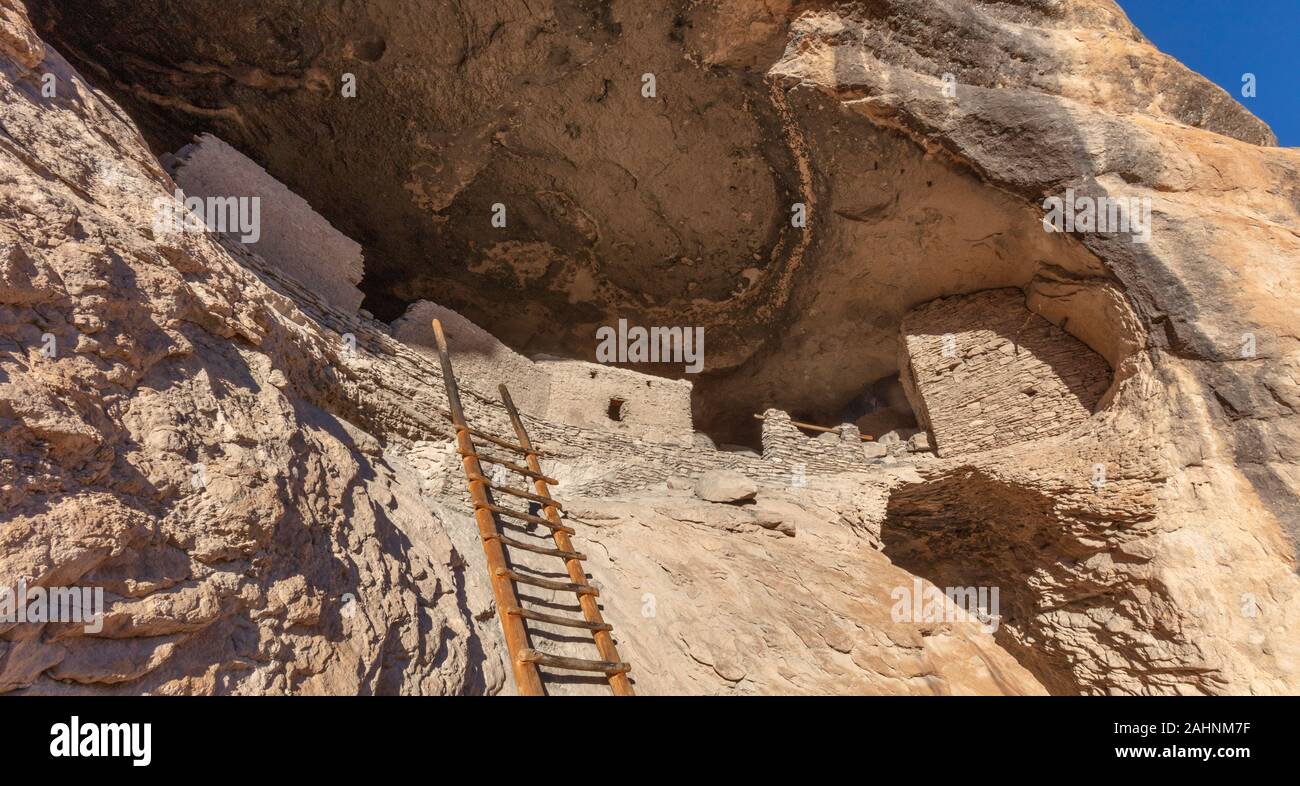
[752,413,874,441]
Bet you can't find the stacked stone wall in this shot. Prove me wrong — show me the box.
[899,288,1111,457]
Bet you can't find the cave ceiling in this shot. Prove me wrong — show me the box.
[30,0,1112,440]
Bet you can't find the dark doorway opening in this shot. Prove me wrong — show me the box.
[607,398,626,422]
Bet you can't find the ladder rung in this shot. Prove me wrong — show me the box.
[518,647,630,675]
[486,534,585,560]
[477,502,575,534]
[446,417,547,457]
[496,568,598,596]
[459,451,557,484]
[502,605,611,631]
[466,474,562,510]
[497,517,575,539]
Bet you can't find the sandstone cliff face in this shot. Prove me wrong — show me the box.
[767,1,1300,694]
[0,8,505,693]
[2,0,1298,695]
[559,474,1046,695]
[0,1,1045,695]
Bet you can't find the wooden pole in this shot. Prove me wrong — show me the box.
[431,319,545,696]
[499,384,635,696]
[752,412,875,441]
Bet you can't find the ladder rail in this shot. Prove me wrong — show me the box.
[498,383,635,696]
[431,320,546,696]
[432,318,634,696]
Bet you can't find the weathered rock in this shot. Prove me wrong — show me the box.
[747,506,795,537]
[0,25,509,695]
[2,0,1298,698]
[558,477,1045,694]
[907,433,931,453]
[862,442,888,460]
[0,0,41,69]
[694,470,758,504]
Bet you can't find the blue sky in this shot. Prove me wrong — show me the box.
[1117,0,1298,146]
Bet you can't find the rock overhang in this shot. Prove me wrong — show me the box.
[9,0,1300,696]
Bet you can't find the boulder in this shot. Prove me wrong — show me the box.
[862,442,888,460]
[748,508,796,537]
[694,469,758,503]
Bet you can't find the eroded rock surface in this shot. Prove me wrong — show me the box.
[0,30,507,694]
[3,1,1299,695]
[561,474,1046,695]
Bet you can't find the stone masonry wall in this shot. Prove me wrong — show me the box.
[759,409,879,474]
[394,303,695,445]
[898,288,1111,457]
[536,356,694,446]
[216,235,882,503]
[392,300,552,415]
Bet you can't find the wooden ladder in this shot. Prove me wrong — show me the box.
[431,319,634,696]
